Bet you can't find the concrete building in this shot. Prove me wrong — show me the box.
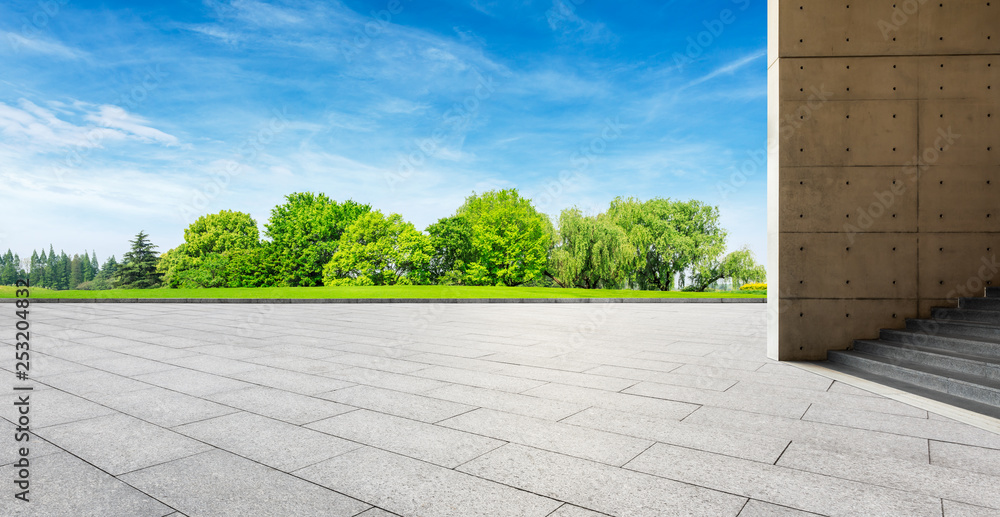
[768,0,1000,362]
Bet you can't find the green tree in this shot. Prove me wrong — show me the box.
[159,210,263,288]
[69,254,83,289]
[89,256,118,290]
[46,246,57,288]
[322,211,434,286]
[28,251,42,287]
[117,231,161,288]
[548,208,634,289]
[426,214,474,284]
[434,189,552,287]
[81,251,94,283]
[608,197,726,291]
[689,246,766,292]
[265,193,371,286]
[57,251,70,290]
[0,250,14,285]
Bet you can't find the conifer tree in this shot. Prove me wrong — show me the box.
[70,254,83,288]
[117,231,161,288]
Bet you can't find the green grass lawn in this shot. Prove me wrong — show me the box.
[0,285,766,299]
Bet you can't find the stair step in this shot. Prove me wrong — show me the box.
[960,297,1000,311]
[827,351,1000,407]
[932,307,1000,325]
[988,286,1000,298]
[852,340,1000,383]
[906,318,1000,342]
[817,361,1000,420]
[880,328,1000,360]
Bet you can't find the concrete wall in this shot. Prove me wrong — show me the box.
[768,0,1000,360]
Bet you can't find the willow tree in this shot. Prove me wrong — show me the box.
[608,197,726,291]
[549,208,634,289]
[689,246,766,291]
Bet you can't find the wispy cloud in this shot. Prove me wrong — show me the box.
[0,99,179,153]
[545,0,614,42]
[685,49,766,89]
[2,32,87,59]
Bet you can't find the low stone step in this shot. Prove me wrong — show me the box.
[880,328,1000,360]
[960,297,1000,311]
[906,318,1000,342]
[818,360,1000,420]
[827,351,1000,407]
[932,307,1000,326]
[853,340,1000,383]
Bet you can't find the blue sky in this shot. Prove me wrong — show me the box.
[0,0,766,265]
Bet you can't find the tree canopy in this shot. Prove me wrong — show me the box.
[607,197,726,291]
[322,211,434,286]
[159,210,266,288]
[441,189,553,287]
[549,209,634,289]
[265,192,370,286]
[117,231,161,289]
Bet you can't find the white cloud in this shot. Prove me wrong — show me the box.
[685,49,766,89]
[0,98,180,154]
[545,0,613,42]
[2,32,87,59]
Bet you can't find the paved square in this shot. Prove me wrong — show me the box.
[2,303,1000,516]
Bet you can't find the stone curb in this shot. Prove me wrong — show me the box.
[28,297,766,304]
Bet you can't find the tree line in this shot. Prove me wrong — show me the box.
[6,189,765,291]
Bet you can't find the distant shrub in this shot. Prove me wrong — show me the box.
[740,282,767,291]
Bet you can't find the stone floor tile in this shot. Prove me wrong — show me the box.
[322,366,451,393]
[930,440,1000,478]
[684,406,932,463]
[522,382,700,420]
[737,500,824,516]
[562,407,790,464]
[120,449,370,517]
[230,366,356,395]
[547,504,609,517]
[725,381,928,418]
[410,365,548,393]
[423,383,588,420]
[133,368,254,397]
[459,444,747,517]
[92,386,239,427]
[777,442,1000,511]
[5,388,115,429]
[669,364,834,391]
[207,386,355,424]
[942,500,1000,517]
[317,384,476,423]
[803,404,1000,449]
[581,364,737,391]
[323,352,431,374]
[623,381,811,419]
[37,413,211,475]
[294,446,561,517]
[307,409,503,468]
[487,363,638,391]
[242,354,348,374]
[440,408,653,466]
[175,411,360,471]
[163,355,260,376]
[36,368,152,396]
[625,443,942,517]
[0,452,173,517]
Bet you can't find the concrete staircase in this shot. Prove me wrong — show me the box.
[825,287,1000,418]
